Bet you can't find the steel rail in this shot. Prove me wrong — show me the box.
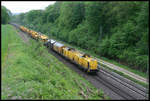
[93,76,134,99]
[98,65,148,93]
[97,66,148,99]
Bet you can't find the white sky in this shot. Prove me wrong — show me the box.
[1,1,56,14]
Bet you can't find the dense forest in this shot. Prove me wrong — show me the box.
[11,1,149,73]
[1,6,11,24]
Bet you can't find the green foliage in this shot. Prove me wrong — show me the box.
[58,2,84,31]
[11,1,149,73]
[1,6,11,24]
[85,2,103,34]
[1,25,15,65]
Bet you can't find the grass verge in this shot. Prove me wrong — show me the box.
[1,24,110,100]
[1,25,11,66]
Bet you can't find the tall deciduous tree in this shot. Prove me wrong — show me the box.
[1,6,11,24]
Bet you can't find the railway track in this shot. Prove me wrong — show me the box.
[99,65,148,94]
[11,23,148,100]
[95,65,148,100]
[96,58,148,83]
[94,75,134,99]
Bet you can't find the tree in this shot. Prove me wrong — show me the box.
[1,6,11,24]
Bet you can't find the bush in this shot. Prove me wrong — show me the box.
[135,55,148,72]
[99,36,110,57]
[2,6,11,24]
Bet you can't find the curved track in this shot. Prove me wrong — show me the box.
[96,67,148,100]
[11,23,148,100]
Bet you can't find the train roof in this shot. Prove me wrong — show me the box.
[54,42,65,48]
[50,39,56,44]
[63,47,69,50]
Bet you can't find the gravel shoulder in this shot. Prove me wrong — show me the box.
[12,25,29,44]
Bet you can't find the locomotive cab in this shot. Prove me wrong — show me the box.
[80,53,98,72]
[50,39,56,49]
[87,58,98,72]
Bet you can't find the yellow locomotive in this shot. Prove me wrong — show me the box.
[19,25,98,73]
[52,41,98,73]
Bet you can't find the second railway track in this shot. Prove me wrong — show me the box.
[96,66,148,100]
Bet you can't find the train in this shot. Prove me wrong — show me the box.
[19,26,49,42]
[19,25,99,73]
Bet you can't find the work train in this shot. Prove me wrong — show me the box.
[19,26,99,73]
